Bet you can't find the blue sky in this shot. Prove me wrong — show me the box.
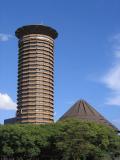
[0,0,120,129]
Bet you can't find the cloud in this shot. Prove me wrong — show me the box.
[0,93,16,110]
[102,64,120,91]
[101,33,120,106]
[0,33,13,42]
[106,94,120,106]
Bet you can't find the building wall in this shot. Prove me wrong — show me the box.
[4,117,16,124]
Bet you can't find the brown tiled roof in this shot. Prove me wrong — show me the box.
[59,100,119,132]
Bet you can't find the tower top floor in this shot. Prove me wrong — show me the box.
[15,24,58,39]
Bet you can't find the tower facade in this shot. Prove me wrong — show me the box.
[15,25,58,124]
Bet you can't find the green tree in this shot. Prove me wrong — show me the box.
[0,119,120,160]
[54,119,120,160]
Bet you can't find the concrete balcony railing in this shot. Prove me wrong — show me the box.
[21,119,53,123]
[18,65,53,72]
[18,56,54,63]
[19,46,54,54]
[18,84,54,90]
[18,69,53,76]
[18,59,54,66]
[19,41,53,48]
[19,55,54,62]
[19,102,53,108]
[18,62,54,69]
[18,74,53,81]
[20,34,54,42]
[18,98,54,103]
[19,44,53,52]
[21,107,53,112]
[17,90,53,96]
[19,42,54,49]
[18,94,53,100]
[18,81,54,86]
[19,51,54,59]
[18,112,53,117]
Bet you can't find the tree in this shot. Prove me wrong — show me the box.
[0,119,120,160]
[54,119,120,160]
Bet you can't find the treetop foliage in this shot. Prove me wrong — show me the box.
[0,119,120,160]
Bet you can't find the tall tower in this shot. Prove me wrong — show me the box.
[15,25,58,124]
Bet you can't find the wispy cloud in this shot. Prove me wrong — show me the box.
[102,64,120,91]
[101,33,120,106]
[0,93,16,110]
[106,94,120,106]
[0,33,13,42]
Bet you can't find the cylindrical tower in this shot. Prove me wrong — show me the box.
[15,25,58,124]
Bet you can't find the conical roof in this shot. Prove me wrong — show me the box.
[59,100,119,132]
